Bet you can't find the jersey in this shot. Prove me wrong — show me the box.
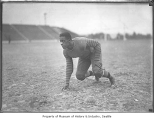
[63,37,91,58]
[63,37,102,85]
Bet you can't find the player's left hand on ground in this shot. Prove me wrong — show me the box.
[62,84,69,91]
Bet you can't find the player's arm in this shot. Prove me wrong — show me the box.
[86,40,101,61]
[63,51,73,89]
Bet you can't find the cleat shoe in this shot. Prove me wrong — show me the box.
[109,75,115,87]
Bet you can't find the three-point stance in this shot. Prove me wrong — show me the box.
[60,32,115,90]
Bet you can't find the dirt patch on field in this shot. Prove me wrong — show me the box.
[2,40,153,112]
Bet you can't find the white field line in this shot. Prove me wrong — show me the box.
[52,27,61,34]
[10,24,29,41]
[37,26,53,39]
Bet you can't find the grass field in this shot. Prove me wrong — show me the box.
[2,39,153,112]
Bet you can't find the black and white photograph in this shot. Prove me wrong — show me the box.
[1,1,153,113]
[0,0,151,2]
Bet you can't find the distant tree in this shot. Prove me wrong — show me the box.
[106,34,112,40]
[116,33,124,40]
[88,32,152,41]
[132,32,137,39]
[145,34,152,39]
[125,33,130,40]
[125,32,152,40]
[88,33,105,40]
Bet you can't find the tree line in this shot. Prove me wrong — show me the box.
[87,32,152,40]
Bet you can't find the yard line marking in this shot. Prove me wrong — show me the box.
[37,26,53,39]
[10,24,29,41]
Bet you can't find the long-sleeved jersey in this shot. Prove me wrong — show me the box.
[63,37,102,85]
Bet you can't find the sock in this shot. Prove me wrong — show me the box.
[89,71,94,76]
[102,70,110,78]
[102,71,115,85]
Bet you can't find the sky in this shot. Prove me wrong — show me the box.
[3,3,152,35]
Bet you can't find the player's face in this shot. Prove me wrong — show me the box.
[60,36,71,49]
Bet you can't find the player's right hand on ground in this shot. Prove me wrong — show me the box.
[62,84,69,91]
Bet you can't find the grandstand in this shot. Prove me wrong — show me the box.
[2,24,79,41]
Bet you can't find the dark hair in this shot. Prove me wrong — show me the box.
[60,32,72,40]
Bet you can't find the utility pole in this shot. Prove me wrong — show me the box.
[119,18,127,41]
[123,22,127,41]
[104,33,107,41]
[44,13,47,26]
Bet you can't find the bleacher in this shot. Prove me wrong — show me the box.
[2,24,25,40]
[38,25,59,39]
[2,24,79,41]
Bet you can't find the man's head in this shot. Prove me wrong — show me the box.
[59,32,72,49]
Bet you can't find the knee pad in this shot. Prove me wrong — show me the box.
[76,74,85,81]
